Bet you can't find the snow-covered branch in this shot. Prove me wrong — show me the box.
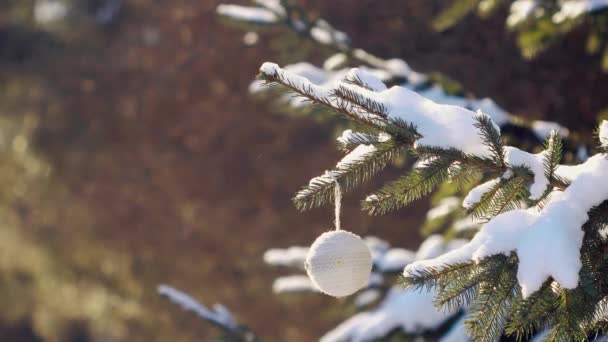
[259,60,608,340]
[158,285,256,341]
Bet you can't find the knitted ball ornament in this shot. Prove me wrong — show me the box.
[305,230,373,297]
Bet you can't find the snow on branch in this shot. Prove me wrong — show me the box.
[507,0,541,27]
[259,63,495,158]
[320,288,456,342]
[426,196,461,221]
[217,0,349,48]
[336,129,389,152]
[157,285,250,339]
[553,0,608,23]
[507,0,608,27]
[255,60,571,147]
[309,19,350,46]
[344,68,389,92]
[439,316,470,342]
[261,63,579,218]
[263,246,308,268]
[259,63,405,133]
[216,4,279,24]
[252,0,286,16]
[405,154,608,297]
[272,275,318,293]
[503,146,549,200]
[463,178,501,210]
[220,0,572,150]
[600,120,608,147]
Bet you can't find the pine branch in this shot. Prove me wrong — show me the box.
[414,146,468,161]
[332,84,389,118]
[158,285,257,342]
[474,112,506,169]
[465,178,504,219]
[543,130,563,182]
[545,287,597,341]
[343,74,375,91]
[382,117,421,146]
[485,174,529,218]
[336,130,383,153]
[259,68,419,146]
[259,69,385,130]
[447,162,482,188]
[465,169,530,221]
[293,140,402,210]
[363,155,457,215]
[544,239,607,342]
[434,257,502,312]
[504,282,558,341]
[464,255,520,342]
[220,0,588,158]
[540,130,570,192]
[416,145,506,176]
[524,131,569,208]
[402,261,480,293]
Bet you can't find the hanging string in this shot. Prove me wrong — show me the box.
[334,181,342,231]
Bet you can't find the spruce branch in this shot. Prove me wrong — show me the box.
[464,255,520,342]
[485,173,529,218]
[336,130,384,153]
[363,155,457,215]
[402,261,480,293]
[158,285,258,342]
[332,85,389,118]
[259,69,388,132]
[215,3,608,342]
[545,287,598,341]
[543,130,563,182]
[259,67,421,146]
[219,0,588,159]
[446,161,482,188]
[434,259,493,312]
[465,170,530,221]
[465,178,503,219]
[382,117,423,146]
[293,140,402,210]
[413,146,468,161]
[504,282,558,341]
[525,130,570,208]
[343,74,376,91]
[541,130,570,190]
[474,112,506,169]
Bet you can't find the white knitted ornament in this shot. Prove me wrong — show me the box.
[305,230,373,297]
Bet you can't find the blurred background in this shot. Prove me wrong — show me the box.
[0,0,606,341]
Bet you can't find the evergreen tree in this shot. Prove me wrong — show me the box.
[257,58,608,341]
[160,1,608,341]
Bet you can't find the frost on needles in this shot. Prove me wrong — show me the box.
[259,61,608,340]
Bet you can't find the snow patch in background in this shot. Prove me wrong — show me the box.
[34,0,68,24]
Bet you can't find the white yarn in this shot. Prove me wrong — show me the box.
[334,181,342,230]
[305,230,373,297]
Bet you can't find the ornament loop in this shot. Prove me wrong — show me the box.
[334,181,342,231]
